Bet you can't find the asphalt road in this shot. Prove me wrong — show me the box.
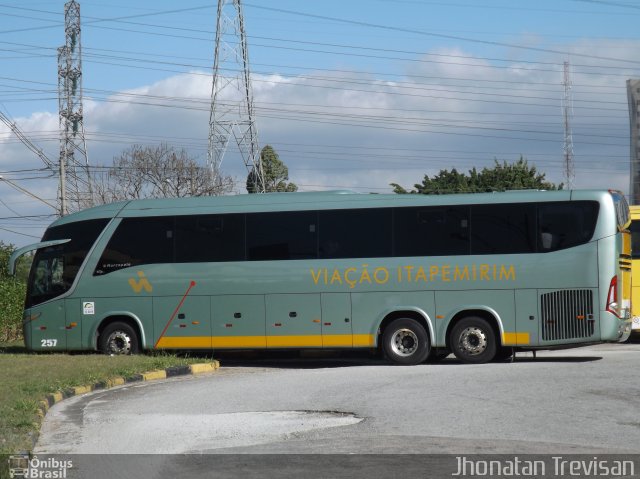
[33,342,640,478]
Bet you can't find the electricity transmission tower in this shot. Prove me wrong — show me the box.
[562,60,575,189]
[58,0,92,215]
[208,0,265,192]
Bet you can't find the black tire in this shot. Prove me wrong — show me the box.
[99,321,140,355]
[382,318,430,365]
[449,316,497,364]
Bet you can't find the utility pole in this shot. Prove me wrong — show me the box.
[58,0,92,215]
[208,0,264,192]
[562,60,575,189]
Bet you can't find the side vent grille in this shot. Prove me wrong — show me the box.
[541,290,594,341]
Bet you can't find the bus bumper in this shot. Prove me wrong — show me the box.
[601,309,631,342]
[631,316,640,334]
[618,318,632,342]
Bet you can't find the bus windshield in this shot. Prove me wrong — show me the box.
[26,219,108,308]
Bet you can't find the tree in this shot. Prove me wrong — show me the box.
[391,157,562,194]
[246,145,298,193]
[0,242,29,341]
[93,143,233,204]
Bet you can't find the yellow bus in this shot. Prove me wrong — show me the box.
[630,205,640,336]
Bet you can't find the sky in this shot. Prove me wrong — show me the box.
[0,0,639,247]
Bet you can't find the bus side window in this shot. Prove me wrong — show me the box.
[175,214,245,263]
[537,202,599,252]
[247,211,317,261]
[319,208,392,259]
[95,217,174,274]
[393,206,469,257]
[470,204,536,255]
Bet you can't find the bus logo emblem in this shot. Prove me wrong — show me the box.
[129,271,153,294]
[8,454,29,478]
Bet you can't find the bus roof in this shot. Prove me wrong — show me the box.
[47,189,615,226]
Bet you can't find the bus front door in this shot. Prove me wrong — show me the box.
[63,298,85,350]
[28,301,67,351]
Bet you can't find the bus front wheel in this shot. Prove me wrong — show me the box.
[450,316,497,364]
[99,321,140,355]
[382,318,430,365]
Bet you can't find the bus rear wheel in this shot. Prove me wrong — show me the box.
[450,316,497,364]
[382,318,430,365]
[99,322,140,355]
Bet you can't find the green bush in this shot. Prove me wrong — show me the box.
[0,243,28,342]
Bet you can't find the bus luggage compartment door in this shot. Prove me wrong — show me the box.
[211,295,266,349]
[266,293,322,348]
[153,295,211,349]
[320,293,353,348]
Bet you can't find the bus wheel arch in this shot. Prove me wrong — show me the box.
[97,316,143,355]
[378,311,432,365]
[446,310,500,364]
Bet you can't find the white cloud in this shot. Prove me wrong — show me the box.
[1,38,637,246]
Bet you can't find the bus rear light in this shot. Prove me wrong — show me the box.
[606,275,618,316]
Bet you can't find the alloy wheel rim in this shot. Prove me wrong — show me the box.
[107,331,132,355]
[390,329,419,357]
[459,326,487,356]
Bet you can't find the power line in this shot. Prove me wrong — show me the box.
[0,214,56,220]
[243,3,640,66]
[569,0,640,10]
[0,226,42,238]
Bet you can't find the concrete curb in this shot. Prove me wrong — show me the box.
[31,360,220,450]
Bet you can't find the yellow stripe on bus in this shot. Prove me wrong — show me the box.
[353,334,377,347]
[266,336,323,348]
[502,332,530,345]
[321,334,376,347]
[155,336,212,348]
[212,336,267,348]
[155,334,376,349]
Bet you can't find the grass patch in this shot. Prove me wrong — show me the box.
[0,341,209,457]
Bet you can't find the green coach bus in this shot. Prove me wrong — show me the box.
[9,189,632,364]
